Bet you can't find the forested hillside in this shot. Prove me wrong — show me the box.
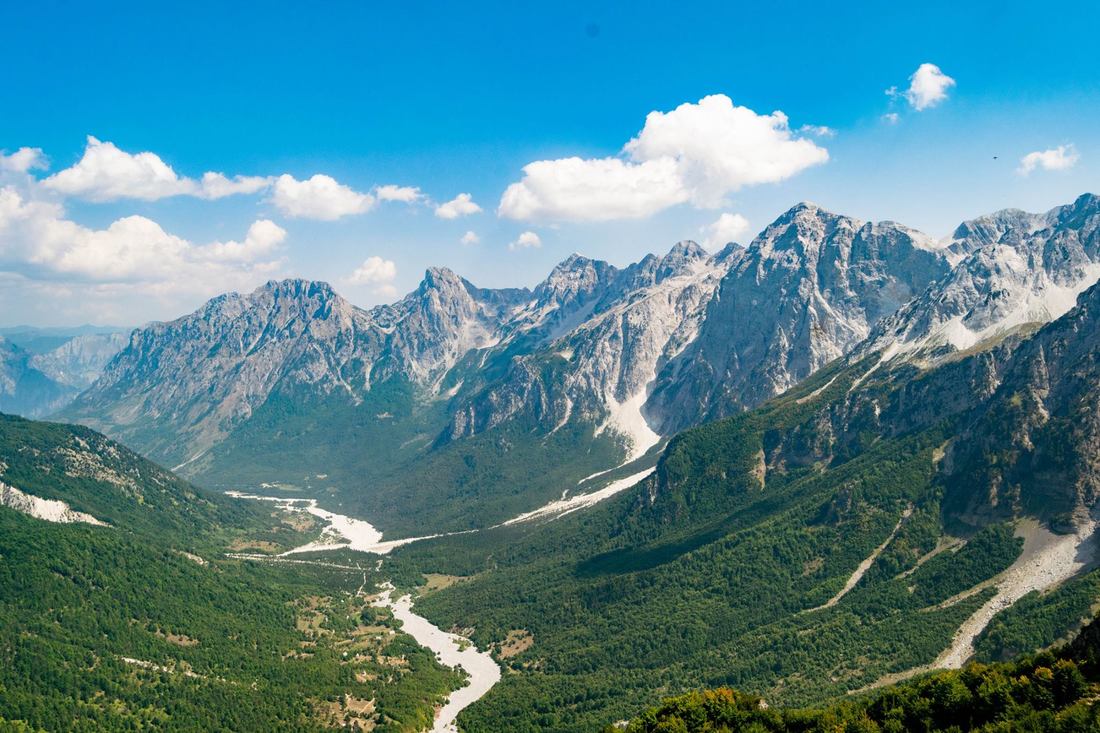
[0,414,468,731]
[391,279,1100,731]
[614,612,1100,732]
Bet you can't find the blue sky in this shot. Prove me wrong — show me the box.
[1,0,1097,325]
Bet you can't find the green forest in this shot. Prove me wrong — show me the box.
[387,354,1100,731]
[615,611,1100,732]
[0,415,467,732]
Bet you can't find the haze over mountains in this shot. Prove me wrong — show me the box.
[0,328,128,418]
[60,194,1100,534]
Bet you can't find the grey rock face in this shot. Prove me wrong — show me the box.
[864,194,1100,361]
[66,275,529,464]
[646,203,951,433]
[446,241,729,458]
[65,195,1100,479]
[941,275,1100,527]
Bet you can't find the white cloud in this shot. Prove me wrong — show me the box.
[200,220,287,262]
[460,230,480,245]
[42,136,272,202]
[33,137,436,222]
[376,184,424,203]
[197,171,272,199]
[435,192,482,219]
[44,136,194,201]
[269,174,375,220]
[1,147,48,173]
[347,255,398,296]
[881,112,900,125]
[903,63,955,111]
[798,125,836,138]
[498,94,828,221]
[702,212,750,249]
[509,231,542,251]
[0,184,283,285]
[1017,145,1079,175]
[500,157,687,222]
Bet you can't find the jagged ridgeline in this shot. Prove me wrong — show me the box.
[62,194,1100,537]
[397,272,1100,731]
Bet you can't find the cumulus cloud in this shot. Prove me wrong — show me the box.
[197,171,272,199]
[31,137,437,224]
[44,136,193,201]
[498,94,828,222]
[347,255,398,296]
[702,212,750,250]
[900,63,955,111]
[42,136,272,202]
[1017,145,1079,175]
[509,231,542,251]
[1,147,48,173]
[269,174,375,220]
[375,184,424,203]
[200,220,287,262]
[460,230,480,245]
[798,125,836,138]
[0,185,283,285]
[435,192,482,219]
[500,157,687,222]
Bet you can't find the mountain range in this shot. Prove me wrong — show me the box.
[61,194,1100,535]
[404,246,1100,731]
[0,329,128,418]
[4,193,1100,732]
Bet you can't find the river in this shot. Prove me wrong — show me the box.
[227,467,653,731]
[373,583,501,732]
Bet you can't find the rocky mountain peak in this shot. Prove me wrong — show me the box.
[646,203,951,433]
[534,254,616,305]
[1053,192,1100,229]
[664,240,708,261]
[951,208,1043,249]
[864,195,1100,361]
[419,266,465,292]
[656,241,708,279]
[256,278,337,301]
[751,202,861,263]
[63,194,1100,494]
[407,267,482,319]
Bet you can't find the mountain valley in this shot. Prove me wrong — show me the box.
[5,194,1100,732]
